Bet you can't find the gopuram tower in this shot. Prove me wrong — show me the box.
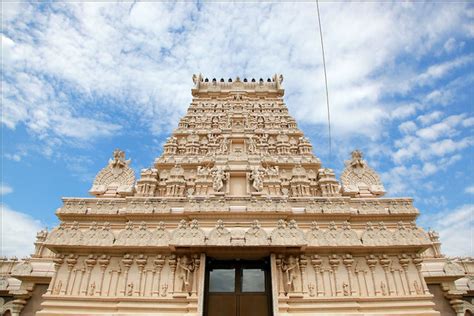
[36,75,447,315]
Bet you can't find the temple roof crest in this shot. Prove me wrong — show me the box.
[89,149,135,198]
[340,150,385,198]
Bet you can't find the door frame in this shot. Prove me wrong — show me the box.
[203,257,274,316]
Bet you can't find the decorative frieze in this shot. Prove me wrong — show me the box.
[46,219,431,249]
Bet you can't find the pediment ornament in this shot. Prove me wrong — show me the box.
[89,149,135,197]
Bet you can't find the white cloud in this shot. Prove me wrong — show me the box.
[417,111,443,125]
[415,54,474,86]
[466,186,474,194]
[0,184,13,195]
[2,1,472,147]
[420,204,474,257]
[1,204,43,258]
[416,114,466,140]
[398,121,417,134]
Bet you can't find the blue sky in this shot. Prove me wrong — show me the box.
[1,2,473,257]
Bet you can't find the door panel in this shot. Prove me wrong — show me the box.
[205,258,272,316]
[207,295,237,316]
[239,295,269,316]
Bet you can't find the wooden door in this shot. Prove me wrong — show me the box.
[204,258,273,316]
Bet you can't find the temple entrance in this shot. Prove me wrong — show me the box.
[204,258,273,316]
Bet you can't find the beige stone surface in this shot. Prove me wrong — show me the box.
[1,75,473,316]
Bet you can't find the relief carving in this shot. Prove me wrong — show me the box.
[207,220,231,245]
[171,219,205,245]
[271,219,305,245]
[89,149,135,197]
[245,220,269,245]
[340,150,385,198]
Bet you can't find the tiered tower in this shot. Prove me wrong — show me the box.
[38,74,440,315]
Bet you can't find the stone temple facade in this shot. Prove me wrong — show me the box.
[1,75,473,315]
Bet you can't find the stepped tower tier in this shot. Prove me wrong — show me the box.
[36,74,448,316]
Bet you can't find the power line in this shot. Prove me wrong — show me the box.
[316,0,332,162]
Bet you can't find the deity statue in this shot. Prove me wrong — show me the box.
[247,136,258,154]
[218,136,230,154]
[211,167,227,192]
[249,167,264,192]
[281,256,298,294]
[178,256,195,293]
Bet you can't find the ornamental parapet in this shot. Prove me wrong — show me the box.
[44,218,431,253]
[191,74,284,97]
[57,196,418,217]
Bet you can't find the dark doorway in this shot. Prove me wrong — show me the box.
[204,258,273,316]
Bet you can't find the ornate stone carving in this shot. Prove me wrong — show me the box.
[271,219,305,245]
[280,255,300,295]
[249,166,264,192]
[115,222,152,246]
[11,261,33,276]
[89,149,135,197]
[150,222,171,246]
[245,220,269,245]
[171,219,205,245]
[306,222,327,246]
[443,260,465,275]
[337,221,361,246]
[341,150,385,198]
[317,168,341,197]
[136,168,158,197]
[207,220,231,245]
[83,222,115,246]
[176,255,195,293]
[210,166,228,193]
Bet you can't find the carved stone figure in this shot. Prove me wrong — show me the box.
[208,220,231,245]
[211,167,227,192]
[89,149,135,197]
[249,166,264,192]
[281,255,299,294]
[245,220,268,245]
[177,256,195,293]
[340,150,385,198]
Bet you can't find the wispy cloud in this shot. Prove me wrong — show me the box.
[1,204,43,257]
[0,184,13,196]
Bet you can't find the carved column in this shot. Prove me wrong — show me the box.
[64,254,78,295]
[343,254,354,296]
[276,255,285,297]
[82,255,97,296]
[329,254,341,296]
[412,254,430,295]
[98,255,110,296]
[192,254,200,297]
[121,254,134,296]
[136,254,148,296]
[399,254,414,295]
[366,255,379,296]
[152,255,165,296]
[379,255,394,296]
[299,255,307,295]
[46,254,64,295]
[168,255,177,294]
[311,255,324,296]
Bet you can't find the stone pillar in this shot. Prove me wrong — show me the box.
[152,255,165,296]
[98,255,110,296]
[343,254,355,296]
[46,254,64,295]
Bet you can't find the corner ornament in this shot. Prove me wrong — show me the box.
[340,150,385,198]
[89,149,136,197]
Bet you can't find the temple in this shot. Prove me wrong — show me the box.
[1,74,473,315]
